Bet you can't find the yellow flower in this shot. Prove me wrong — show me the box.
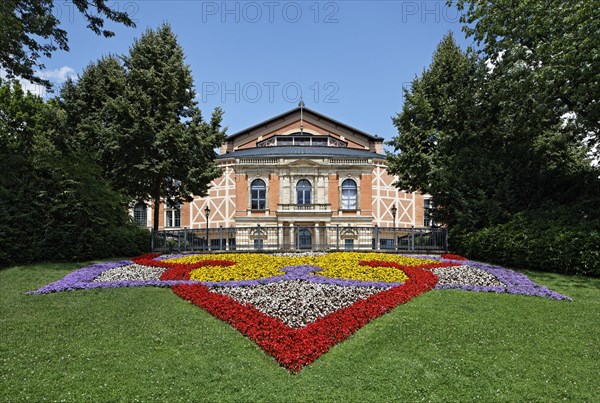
[164,252,435,283]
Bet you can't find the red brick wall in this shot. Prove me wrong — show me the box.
[414,193,424,226]
[157,201,164,228]
[359,174,372,214]
[180,202,190,228]
[328,174,339,210]
[268,174,279,210]
[235,174,248,216]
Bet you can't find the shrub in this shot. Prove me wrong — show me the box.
[0,154,150,267]
[453,206,600,277]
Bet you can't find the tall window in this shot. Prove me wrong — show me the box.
[298,228,312,249]
[341,179,357,210]
[133,201,147,227]
[250,179,266,210]
[424,198,436,227]
[296,179,312,205]
[166,203,181,228]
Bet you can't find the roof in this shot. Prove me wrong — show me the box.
[216,146,385,160]
[226,106,384,141]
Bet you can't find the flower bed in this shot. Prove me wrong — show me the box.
[414,254,572,300]
[28,252,571,372]
[171,264,437,372]
[164,252,418,283]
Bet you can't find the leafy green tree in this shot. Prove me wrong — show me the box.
[60,24,226,231]
[0,0,134,89]
[389,5,600,269]
[59,55,126,162]
[0,79,148,267]
[387,32,596,235]
[387,33,489,230]
[453,0,600,159]
[0,76,48,154]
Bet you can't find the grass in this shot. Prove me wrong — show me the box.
[1,261,599,401]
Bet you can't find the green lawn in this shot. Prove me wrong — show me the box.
[1,261,599,401]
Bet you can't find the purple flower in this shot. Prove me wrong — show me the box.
[429,258,572,301]
[27,260,199,294]
[27,254,571,302]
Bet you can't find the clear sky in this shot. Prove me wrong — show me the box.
[36,0,470,147]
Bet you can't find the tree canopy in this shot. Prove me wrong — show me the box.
[60,24,226,231]
[454,0,600,159]
[0,0,135,89]
[388,31,599,229]
[387,3,600,275]
[0,78,149,266]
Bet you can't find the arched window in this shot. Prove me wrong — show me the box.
[133,201,147,226]
[250,179,266,210]
[296,179,312,205]
[341,179,357,210]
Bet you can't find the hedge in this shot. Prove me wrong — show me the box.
[454,208,600,277]
[0,154,150,267]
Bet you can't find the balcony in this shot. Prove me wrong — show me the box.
[278,203,331,212]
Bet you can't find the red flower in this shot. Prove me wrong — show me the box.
[171,262,438,373]
[129,255,236,281]
[440,254,468,261]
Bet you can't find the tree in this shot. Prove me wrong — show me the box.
[59,55,127,161]
[387,33,489,230]
[60,24,226,231]
[453,0,600,159]
[387,32,596,234]
[0,0,134,89]
[388,5,600,272]
[119,25,226,232]
[0,76,48,154]
[0,79,149,267]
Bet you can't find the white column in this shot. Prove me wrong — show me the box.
[278,225,283,249]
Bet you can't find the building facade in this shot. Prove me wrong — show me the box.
[135,107,430,245]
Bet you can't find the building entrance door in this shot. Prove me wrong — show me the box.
[298,227,312,249]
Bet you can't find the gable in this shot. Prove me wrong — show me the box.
[223,107,383,153]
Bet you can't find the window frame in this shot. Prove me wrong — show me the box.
[133,201,147,227]
[424,198,436,227]
[250,178,267,210]
[340,178,358,210]
[344,239,354,250]
[165,202,181,228]
[296,179,312,205]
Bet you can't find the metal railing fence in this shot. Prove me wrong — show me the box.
[151,225,447,253]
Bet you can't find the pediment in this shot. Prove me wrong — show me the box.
[284,158,325,167]
[225,107,382,152]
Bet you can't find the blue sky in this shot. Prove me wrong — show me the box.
[38,0,470,146]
